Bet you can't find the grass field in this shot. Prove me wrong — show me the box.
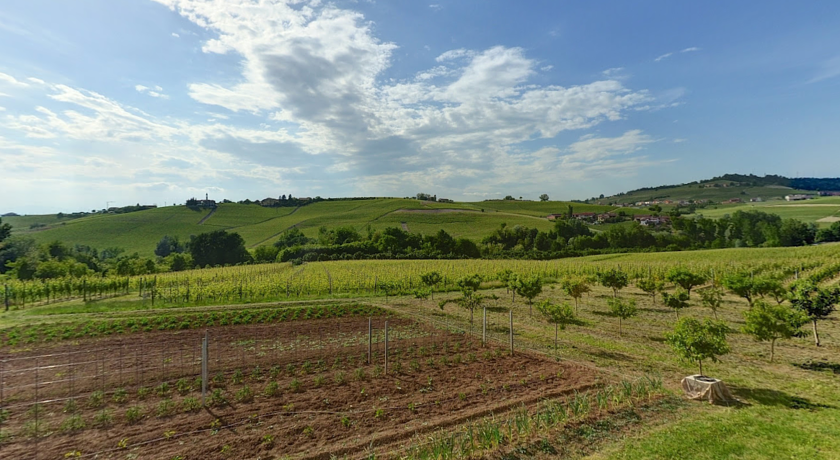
[698,196,840,227]
[598,179,813,205]
[1,244,838,458]
[4,199,613,256]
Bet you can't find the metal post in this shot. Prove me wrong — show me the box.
[482,307,487,347]
[384,321,389,375]
[509,310,514,356]
[368,318,372,365]
[201,331,208,406]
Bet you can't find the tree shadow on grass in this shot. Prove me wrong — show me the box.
[795,360,840,374]
[590,349,636,363]
[730,387,834,410]
[638,307,673,314]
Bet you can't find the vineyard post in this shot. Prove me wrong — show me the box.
[34,356,39,440]
[368,318,372,365]
[482,307,487,347]
[384,321,389,375]
[509,310,514,356]
[201,331,208,406]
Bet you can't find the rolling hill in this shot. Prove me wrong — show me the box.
[3,199,617,256]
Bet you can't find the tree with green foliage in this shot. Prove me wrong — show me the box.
[512,274,543,315]
[743,300,807,362]
[189,230,252,268]
[154,235,184,258]
[273,227,311,248]
[789,281,840,347]
[666,318,730,376]
[662,289,691,319]
[597,268,628,298]
[698,286,723,319]
[539,194,549,202]
[420,271,443,299]
[665,267,708,296]
[535,300,576,351]
[561,277,590,313]
[607,297,638,336]
[723,272,760,307]
[456,274,482,298]
[440,274,485,328]
[636,276,665,306]
[0,217,12,244]
[252,245,280,263]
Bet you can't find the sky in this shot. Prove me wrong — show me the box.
[1,0,840,214]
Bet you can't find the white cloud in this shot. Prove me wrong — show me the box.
[135,84,149,92]
[807,55,840,84]
[135,84,169,99]
[171,32,180,38]
[0,72,29,86]
[680,47,700,53]
[27,77,45,85]
[436,49,475,62]
[429,4,442,11]
[602,67,624,77]
[541,65,553,71]
[673,138,687,143]
[654,52,673,62]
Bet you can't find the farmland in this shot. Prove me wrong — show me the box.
[698,196,840,227]
[3,199,614,257]
[0,244,839,458]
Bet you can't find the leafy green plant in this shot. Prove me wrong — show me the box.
[264,381,280,396]
[313,374,325,387]
[334,371,347,385]
[340,416,352,428]
[231,369,244,384]
[289,378,303,393]
[666,317,730,375]
[60,414,86,432]
[176,378,192,395]
[94,409,113,426]
[112,388,128,404]
[354,367,367,381]
[236,386,254,403]
[125,406,143,424]
[155,382,170,397]
[209,388,227,407]
[156,399,176,417]
[87,390,104,409]
[63,398,78,414]
[182,397,201,412]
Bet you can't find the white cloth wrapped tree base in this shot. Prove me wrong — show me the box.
[681,375,736,404]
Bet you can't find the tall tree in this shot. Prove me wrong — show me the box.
[189,230,252,268]
[742,300,807,362]
[539,194,549,202]
[789,282,840,347]
[0,218,11,243]
[666,318,730,376]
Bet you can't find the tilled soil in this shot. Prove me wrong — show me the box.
[0,316,600,459]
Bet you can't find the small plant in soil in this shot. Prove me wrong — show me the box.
[264,381,280,396]
[155,382,170,397]
[453,355,462,365]
[289,378,303,393]
[94,409,113,427]
[408,402,417,413]
[212,373,226,388]
[232,369,244,384]
[287,363,297,374]
[63,399,78,414]
[392,361,403,374]
[269,365,281,378]
[117,438,129,449]
[261,434,274,447]
[209,418,222,433]
[182,397,201,412]
[468,352,477,362]
[340,416,352,428]
[334,371,347,385]
[426,358,436,368]
[125,406,143,424]
[209,388,227,407]
[354,367,367,381]
[332,357,342,369]
[112,388,128,404]
[302,426,314,437]
[176,378,192,395]
[373,365,383,377]
[301,361,313,374]
[410,359,420,372]
[88,391,105,409]
[220,444,231,455]
[374,408,385,418]
[251,365,262,380]
[313,374,325,387]
[157,399,176,417]
[236,386,254,403]
[60,414,86,432]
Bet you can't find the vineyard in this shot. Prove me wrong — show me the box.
[4,244,840,310]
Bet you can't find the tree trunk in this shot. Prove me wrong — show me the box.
[813,320,821,347]
[699,360,703,377]
[770,338,776,362]
[618,317,622,337]
[613,288,617,298]
[713,309,718,320]
[574,298,578,314]
[555,323,558,351]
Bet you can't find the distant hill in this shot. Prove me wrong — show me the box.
[595,173,840,205]
[3,198,618,257]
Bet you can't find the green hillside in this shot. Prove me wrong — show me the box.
[598,179,811,205]
[698,196,840,227]
[5,199,616,256]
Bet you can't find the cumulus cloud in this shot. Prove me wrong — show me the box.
[0,72,29,86]
[135,84,169,99]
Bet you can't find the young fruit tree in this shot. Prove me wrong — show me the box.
[513,275,543,315]
[789,281,840,347]
[607,297,638,337]
[665,317,730,376]
[636,277,665,306]
[420,271,443,300]
[535,300,576,351]
[723,272,768,307]
[742,300,807,362]
[561,277,591,313]
[698,287,723,319]
[662,289,691,319]
[665,267,708,296]
[597,268,629,298]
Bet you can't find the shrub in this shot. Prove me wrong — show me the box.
[289,378,303,393]
[236,386,254,403]
[182,397,201,412]
[60,414,86,432]
[125,406,143,424]
[87,391,105,409]
[263,381,280,397]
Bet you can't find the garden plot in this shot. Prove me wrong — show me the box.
[0,315,599,459]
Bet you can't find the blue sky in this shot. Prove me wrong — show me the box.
[2,0,839,214]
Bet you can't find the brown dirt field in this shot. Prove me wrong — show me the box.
[0,316,601,459]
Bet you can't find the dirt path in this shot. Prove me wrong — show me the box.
[197,207,217,225]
